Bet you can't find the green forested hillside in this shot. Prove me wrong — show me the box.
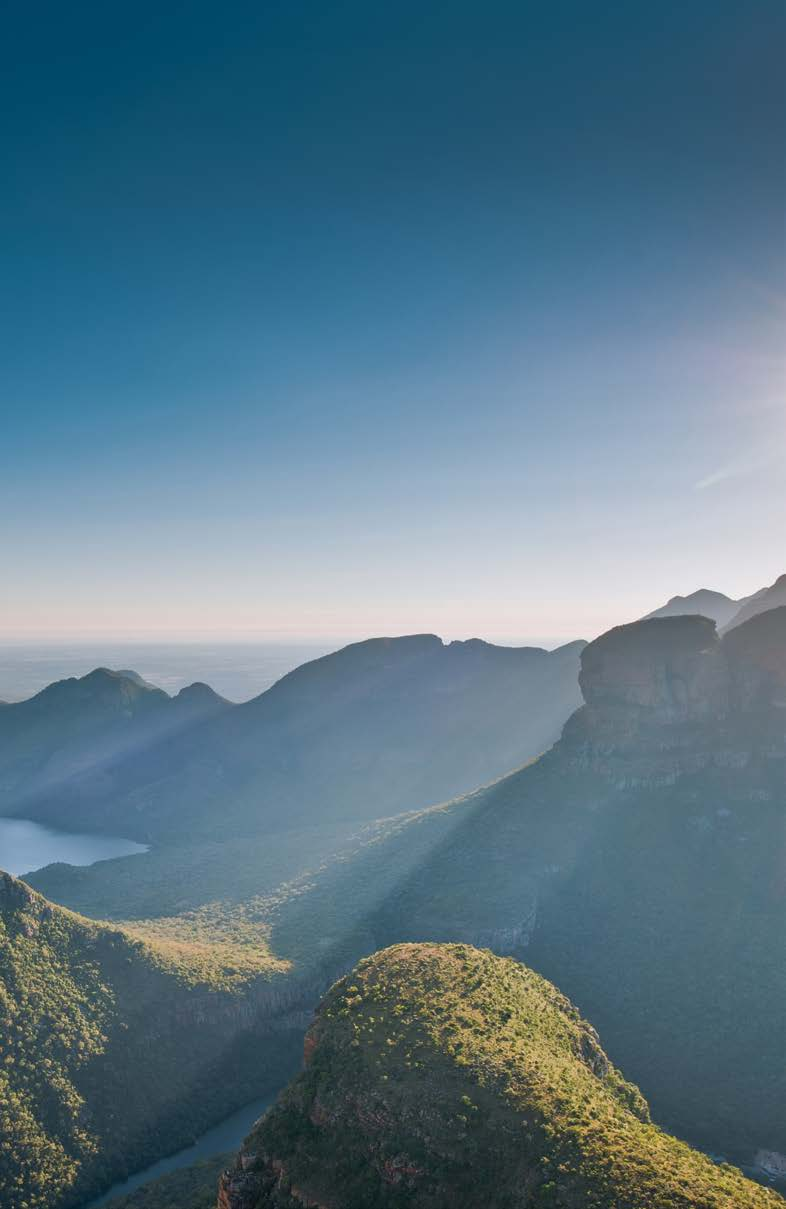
[223,945,780,1208]
[0,873,299,1209]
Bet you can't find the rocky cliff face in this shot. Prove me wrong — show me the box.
[725,606,786,711]
[578,615,729,721]
[563,610,786,788]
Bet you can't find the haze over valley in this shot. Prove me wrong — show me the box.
[2,575,786,1207]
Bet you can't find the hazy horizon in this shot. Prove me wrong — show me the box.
[0,565,779,649]
[0,630,582,704]
[0,563,777,703]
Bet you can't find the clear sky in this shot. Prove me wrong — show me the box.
[2,1,784,644]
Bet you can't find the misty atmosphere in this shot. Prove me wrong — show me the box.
[1,3,785,1208]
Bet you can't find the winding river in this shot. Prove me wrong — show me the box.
[82,1092,275,1207]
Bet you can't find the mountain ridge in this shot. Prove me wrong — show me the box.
[644,587,740,627]
[5,633,586,843]
[0,667,230,821]
[722,573,786,634]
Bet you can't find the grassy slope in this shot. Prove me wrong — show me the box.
[27,796,482,972]
[239,944,780,1208]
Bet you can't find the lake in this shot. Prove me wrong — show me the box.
[0,818,147,877]
[82,1091,275,1207]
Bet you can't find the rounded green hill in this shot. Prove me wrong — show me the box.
[222,943,781,1208]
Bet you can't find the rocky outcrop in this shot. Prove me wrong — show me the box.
[564,611,786,788]
[578,616,730,722]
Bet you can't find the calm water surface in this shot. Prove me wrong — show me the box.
[0,818,147,876]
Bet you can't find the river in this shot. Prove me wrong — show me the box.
[82,1092,275,1206]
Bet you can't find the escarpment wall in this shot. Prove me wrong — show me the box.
[563,610,786,788]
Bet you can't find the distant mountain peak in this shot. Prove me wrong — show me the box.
[175,680,225,699]
[644,588,739,627]
[112,668,163,691]
[668,588,733,604]
[79,666,129,685]
[173,681,230,710]
[31,666,166,704]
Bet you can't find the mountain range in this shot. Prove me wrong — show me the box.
[1,636,585,843]
[21,603,786,1189]
[645,572,786,633]
[4,576,786,1205]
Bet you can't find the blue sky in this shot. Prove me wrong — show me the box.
[2,1,784,642]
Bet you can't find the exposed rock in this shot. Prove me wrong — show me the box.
[565,611,786,786]
[578,616,729,721]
